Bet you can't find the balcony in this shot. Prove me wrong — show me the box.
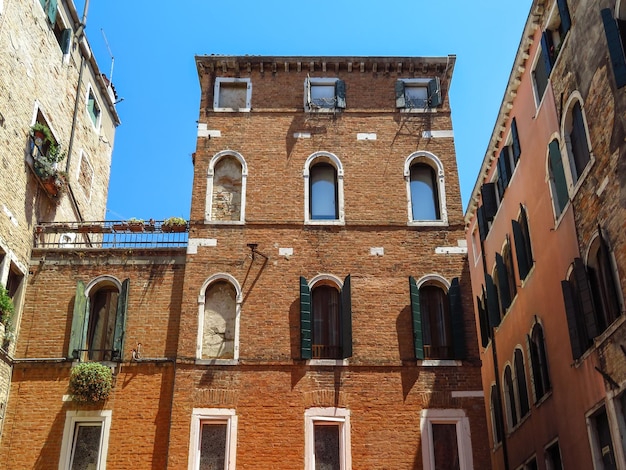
[34,220,188,249]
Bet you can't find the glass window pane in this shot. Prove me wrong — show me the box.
[410,164,439,220]
[405,85,428,108]
[311,84,335,108]
[314,424,340,470]
[432,423,459,470]
[311,164,337,220]
[70,423,102,470]
[200,423,227,470]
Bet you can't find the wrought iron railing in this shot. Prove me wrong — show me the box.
[34,220,188,249]
[312,344,342,359]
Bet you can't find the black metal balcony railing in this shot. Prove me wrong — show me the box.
[34,220,188,249]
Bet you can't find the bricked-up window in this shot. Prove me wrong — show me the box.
[514,348,530,419]
[503,364,518,430]
[490,384,504,446]
[588,406,618,469]
[304,77,346,112]
[405,151,448,226]
[527,323,551,402]
[58,410,111,470]
[202,281,237,359]
[206,150,247,224]
[189,409,238,470]
[563,99,592,187]
[420,409,474,470]
[512,205,534,281]
[305,408,351,470]
[545,440,563,470]
[547,139,569,218]
[69,277,129,361]
[561,258,596,360]
[409,276,465,361]
[304,152,344,225]
[300,275,352,360]
[213,77,251,112]
[395,78,442,109]
[601,8,626,89]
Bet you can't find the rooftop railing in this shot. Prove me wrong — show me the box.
[34,220,188,249]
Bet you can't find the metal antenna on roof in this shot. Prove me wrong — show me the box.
[101,28,115,84]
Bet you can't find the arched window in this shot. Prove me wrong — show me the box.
[206,151,247,223]
[197,274,242,361]
[303,152,344,224]
[514,348,530,418]
[562,97,592,186]
[490,384,503,445]
[528,323,551,402]
[503,364,518,430]
[547,138,569,217]
[300,275,352,360]
[587,231,622,332]
[404,152,447,225]
[409,276,465,360]
[69,276,129,362]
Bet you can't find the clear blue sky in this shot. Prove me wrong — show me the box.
[79,1,532,221]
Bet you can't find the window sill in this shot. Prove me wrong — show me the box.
[552,199,571,230]
[213,107,251,112]
[506,411,531,437]
[418,359,462,367]
[408,220,448,227]
[399,107,438,114]
[195,359,239,366]
[534,389,552,408]
[204,220,245,225]
[519,263,536,288]
[304,220,345,226]
[307,359,349,366]
[568,154,596,201]
[304,107,342,114]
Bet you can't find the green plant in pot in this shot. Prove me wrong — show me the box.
[0,286,15,344]
[69,362,113,402]
[162,216,187,232]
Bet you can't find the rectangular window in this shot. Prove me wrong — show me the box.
[305,408,351,470]
[396,78,442,110]
[532,45,550,107]
[213,77,251,112]
[545,440,563,470]
[86,88,101,130]
[58,410,112,470]
[304,77,346,112]
[420,409,473,470]
[588,406,618,470]
[189,409,238,470]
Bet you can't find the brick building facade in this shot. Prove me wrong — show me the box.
[0,54,490,469]
[465,1,626,468]
[0,0,119,440]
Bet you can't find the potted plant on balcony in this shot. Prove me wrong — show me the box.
[29,123,68,199]
[162,217,187,233]
[69,362,113,402]
[0,286,15,347]
[127,218,145,232]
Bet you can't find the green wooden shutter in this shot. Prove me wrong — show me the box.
[39,0,46,8]
[335,80,346,109]
[61,28,72,55]
[300,277,312,359]
[340,275,352,358]
[477,206,488,242]
[395,80,406,108]
[561,280,583,360]
[511,118,521,163]
[409,276,424,360]
[602,9,626,89]
[557,0,571,36]
[68,281,87,359]
[485,275,500,328]
[548,140,568,213]
[427,78,441,107]
[449,278,465,360]
[47,0,57,24]
[573,258,597,340]
[512,219,530,280]
[541,32,554,76]
[496,253,511,310]
[481,183,497,221]
[112,279,129,361]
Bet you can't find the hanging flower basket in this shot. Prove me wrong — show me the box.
[69,362,113,402]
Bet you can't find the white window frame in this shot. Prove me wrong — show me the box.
[213,77,251,112]
[304,407,351,470]
[188,408,238,470]
[204,150,248,224]
[398,78,439,112]
[420,409,474,470]
[86,85,102,132]
[303,151,345,225]
[404,151,448,226]
[304,77,341,112]
[544,438,563,470]
[58,410,112,470]
[196,273,242,365]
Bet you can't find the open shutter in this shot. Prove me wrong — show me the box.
[68,281,87,359]
[512,219,530,280]
[47,0,57,24]
[496,253,511,311]
[497,149,510,189]
[305,75,312,109]
[395,80,406,108]
[340,275,352,358]
[427,77,441,107]
[409,276,424,360]
[112,279,129,361]
[561,280,583,360]
[511,118,521,163]
[557,0,571,36]
[481,183,498,221]
[477,206,488,242]
[477,296,489,348]
[573,258,597,340]
[541,32,554,76]
[335,80,346,109]
[300,277,312,359]
[61,28,72,55]
[449,278,465,360]
[548,140,569,212]
[602,9,626,89]
[485,275,500,328]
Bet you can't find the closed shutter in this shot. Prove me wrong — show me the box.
[561,280,583,360]
[61,28,72,55]
[340,275,352,358]
[47,0,57,24]
[485,274,500,328]
[477,295,489,348]
[112,279,129,361]
[602,9,626,89]
[573,257,597,340]
[409,276,424,360]
[477,206,488,242]
[571,103,590,175]
[512,219,530,280]
[335,80,346,109]
[395,80,406,108]
[511,118,521,163]
[498,149,510,189]
[541,32,554,76]
[496,253,511,310]
[548,139,569,213]
[427,78,442,107]
[300,277,312,359]
[449,278,465,360]
[557,0,571,36]
[481,183,498,221]
[68,281,87,359]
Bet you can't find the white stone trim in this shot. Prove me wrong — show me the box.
[213,77,251,112]
[420,409,473,470]
[303,152,345,225]
[58,410,112,470]
[205,150,247,224]
[84,275,122,297]
[305,407,351,470]
[188,408,238,470]
[308,273,343,289]
[415,274,450,291]
[422,130,454,139]
[187,238,218,254]
[404,151,448,226]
